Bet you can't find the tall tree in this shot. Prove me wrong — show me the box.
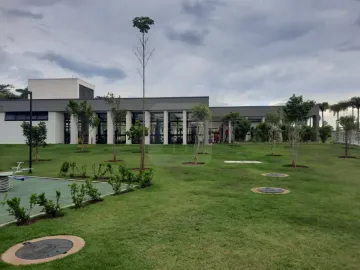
[330,103,341,131]
[126,121,149,153]
[266,111,282,155]
[104,93,127,161]
[66,100,99,152]
[21,121,47,162]
[132,16,155,170]
[283,94,315,167]
[191,104,211,164]
[350,97,360,131]
[318,102,329,127]
[222,112,240,143]
[339,116,356,158]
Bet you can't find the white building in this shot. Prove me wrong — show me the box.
[0,78,320,145]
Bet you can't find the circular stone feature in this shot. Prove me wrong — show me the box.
[261,173,289,178]
[15,239,73,260]
[1,235,85,265]
[251,187,290,195]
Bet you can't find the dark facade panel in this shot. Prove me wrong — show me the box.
[79,84,94,99]
[0,96,209,112]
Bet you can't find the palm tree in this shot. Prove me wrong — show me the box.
[330,103,342,143]
[318,102,329,127]
[350,97,360,131]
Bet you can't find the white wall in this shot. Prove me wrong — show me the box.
[29,79,79,99]
[0,112,57,144]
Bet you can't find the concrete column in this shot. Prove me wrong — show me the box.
[164,111,168,145]
[126,111,132,144]
[107,111,114,145]
[70,115,78,144]
[204,120,209,144]
[183,110,187,145]
[145,111,151,145]
[89,113,97,144]
[261,117,265,123]
[228,120,232,143]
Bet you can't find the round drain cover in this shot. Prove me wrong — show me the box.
[257,187,284,193]
[15,239,73,260]
[262,173,289,177]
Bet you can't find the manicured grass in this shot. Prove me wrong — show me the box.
[0,143,360,269]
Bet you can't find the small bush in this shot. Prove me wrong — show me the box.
[85,180,103,202]
[79,164,87,178]
[140,169,153,188]
[0,194,37,225]
[69,183,86,208]
[108,175,124,195]
[118,165,135,184]
[59,161,70,176]
[69,162,76,177]
[92,164,112,180]
[36,191,62,218]
[319,125,333,143]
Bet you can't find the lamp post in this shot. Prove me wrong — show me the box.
[16,89,32,173]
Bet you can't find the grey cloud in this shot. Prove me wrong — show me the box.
[21,0,64,6]
[337,42,360,52]
[165,29,207,46]
[181,0,223,20]
[0,8,43,20]
[270,24,312,43]
[355,16,360,26]
[7,36,15,42]
[34,52,126,81]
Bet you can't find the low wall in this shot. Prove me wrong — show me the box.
[332,131,360,146]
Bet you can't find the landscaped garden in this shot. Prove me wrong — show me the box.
[0,143,360,269]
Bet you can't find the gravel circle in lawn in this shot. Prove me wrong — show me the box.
[251,187,290,194]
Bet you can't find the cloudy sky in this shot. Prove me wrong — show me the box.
[1,0,359,124]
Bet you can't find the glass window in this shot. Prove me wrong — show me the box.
[4,112,48,121]
[168,112,183,144]
[150,112,164,144]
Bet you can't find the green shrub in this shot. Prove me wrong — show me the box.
[59,161,70,177]
[36,191,62,218]
[118,165,136,184]
[85,180,103,202]
[92,164,112,180]
[79,164,87,178]
[0,194,37,225]
[69,183,86,208]
[69,162,76,177]
[319,125,333,143]
[108,175,124,195]
[255,122,271,142]
[139,169,153,188]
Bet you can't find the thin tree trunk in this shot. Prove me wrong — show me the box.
[345,134,348,158]
[35,147,38,162]
[321,111,324,127]
[113,143,116,161]
[140,32,145,170]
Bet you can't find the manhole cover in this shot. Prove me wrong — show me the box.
[1,235,85,265]
[251,187,290,195]
[258,187,284,193]
[262,173,289,177]
[15,239,73,260]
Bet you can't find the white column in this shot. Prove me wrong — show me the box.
[183,110,187,145]
[89,113,97,144]
[126,111,132,144]
[228,120,232,143]
[261,117,265,123]
[107,111,114,145]
[204,120,209,145]
[145,111,151,145]
[163,111,168,145]
[70,115,78,144]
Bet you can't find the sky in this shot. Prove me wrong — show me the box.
[1,0,360,126]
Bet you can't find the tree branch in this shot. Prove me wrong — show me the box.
[145,48,155,67]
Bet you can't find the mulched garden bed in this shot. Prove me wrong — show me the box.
[283,164,309,168]
[182,162,205,165]
[131,168,151,171]
[31,159,52,162]
[69,175,91,179]
[74,151,90,153]
[105,160,124,162]
[198,152,209,155]
[265,154,283,157]
[338,156,357,159]
[16,213,65,226]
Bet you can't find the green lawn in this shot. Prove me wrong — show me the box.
[0,143,360,269]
